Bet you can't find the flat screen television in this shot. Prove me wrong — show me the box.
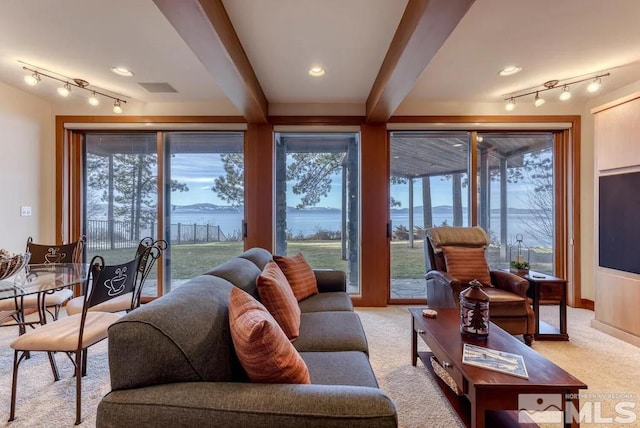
[599,171,640,274]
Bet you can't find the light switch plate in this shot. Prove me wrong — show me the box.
[20,206,32,216]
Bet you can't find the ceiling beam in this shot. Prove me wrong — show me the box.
[153,0,268,123]
[366,0,475,123]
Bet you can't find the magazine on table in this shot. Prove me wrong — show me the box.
[462,343,529,379]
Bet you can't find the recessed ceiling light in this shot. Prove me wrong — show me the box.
[308,66,325,77]
[111,66,134,77]
[499,66,522,77]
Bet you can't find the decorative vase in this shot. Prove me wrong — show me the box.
[460,279,490,340]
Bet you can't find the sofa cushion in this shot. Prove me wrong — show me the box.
[295,312,369,355]
[238,247,273,271]
[256,261,301,340]
[442,246,491,285]
[229,288,310,384]
[273,253,319,301]
[298,292,354,313]
[205,257,262,299]
[300,351,379,388]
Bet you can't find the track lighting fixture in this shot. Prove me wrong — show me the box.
[21,65,126,112]
[503,72,609,111]
[88,92,100,106]
[112,99,123,114]
[505,98,516,111]
[24,72,41,86]
[558,85,571,101]
[57,83,71,97]
[587,77,602,93]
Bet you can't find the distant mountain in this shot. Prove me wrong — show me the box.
[286,206,340,213]
[172,203,241,213]
[172,203,342,214]
[390,205,540,215]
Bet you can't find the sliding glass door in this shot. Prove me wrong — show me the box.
[84,133,159,295]
[389,132,470,300]
[389,130,558,302]
[83,131,245,296]
[274,132,360,294]
[164,132,244,289]
[476,132,555,274]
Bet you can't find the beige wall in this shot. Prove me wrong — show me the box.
[0,82,54,253]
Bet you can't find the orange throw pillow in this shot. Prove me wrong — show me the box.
[273,253,319,301]
[256,261,301,340]
[442,246,491,286]
[228,288,310,384]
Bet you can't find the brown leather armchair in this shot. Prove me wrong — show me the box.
[424,226,535,345]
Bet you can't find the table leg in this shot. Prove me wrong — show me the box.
[470,390,486,428]
[560,283,568,336]
[533,282,541,335]
[565,395,580,428]
[411,317,417,366]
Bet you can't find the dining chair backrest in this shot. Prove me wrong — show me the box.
[26,236,85,265]
[83,255,141,314]
[132,238,167,309]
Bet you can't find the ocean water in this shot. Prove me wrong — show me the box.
[169,210,550,247]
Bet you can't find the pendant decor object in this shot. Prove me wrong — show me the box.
[460,279,490,339]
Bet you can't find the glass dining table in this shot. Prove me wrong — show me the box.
[0,263,89,329]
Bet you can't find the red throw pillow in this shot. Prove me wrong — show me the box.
[273,253,319,301]
[228,288,310,384]
[256,261,301,340]
[441,246,491,286]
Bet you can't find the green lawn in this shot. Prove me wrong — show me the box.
[88,239,549,285]
[88,240,426,280]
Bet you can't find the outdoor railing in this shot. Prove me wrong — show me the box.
[86,219,227,251]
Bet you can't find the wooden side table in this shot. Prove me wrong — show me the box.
[513,269,569,341]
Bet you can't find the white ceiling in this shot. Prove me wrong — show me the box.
[1,0,640,115]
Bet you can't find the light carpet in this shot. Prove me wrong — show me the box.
[0,306,638,427]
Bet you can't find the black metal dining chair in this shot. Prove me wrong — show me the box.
[9,253,143,425]
[0,236,85,332]
[64,237,166,316]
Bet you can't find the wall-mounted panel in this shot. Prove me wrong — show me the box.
[595,96,640,171]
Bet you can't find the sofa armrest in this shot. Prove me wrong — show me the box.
[313,269,347,293]
[97,382,397,428]
[490,270,529,297]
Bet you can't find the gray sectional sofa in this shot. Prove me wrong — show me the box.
[96,248,397,427]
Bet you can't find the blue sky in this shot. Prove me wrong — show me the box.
[168,153,538,209]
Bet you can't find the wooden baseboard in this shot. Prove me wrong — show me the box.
[580,299,594,311]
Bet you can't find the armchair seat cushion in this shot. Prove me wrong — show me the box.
[483,288,528,317]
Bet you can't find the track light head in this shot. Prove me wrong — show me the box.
[505,98,516,111]
[534,92,545,107]
[57,83,71,97]
[587,77,602,93]
[112,99,123,114]
[24,72,41,86]
[88,92,100,106]
[559,85,572,101]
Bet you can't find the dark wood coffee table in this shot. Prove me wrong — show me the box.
[410,308,587,428]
